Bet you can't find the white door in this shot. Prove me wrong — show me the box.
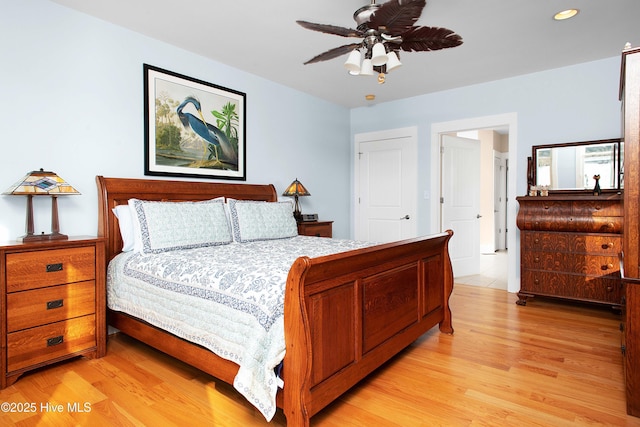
[441,134,481,277]
[355,128,417,243]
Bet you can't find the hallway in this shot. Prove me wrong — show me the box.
[455,250,508,290]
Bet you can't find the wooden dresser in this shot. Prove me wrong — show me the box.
[0,236,106,388]
[620,45,640,417]
[516,193,623,308]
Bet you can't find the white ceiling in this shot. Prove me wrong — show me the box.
[50,0,640,108]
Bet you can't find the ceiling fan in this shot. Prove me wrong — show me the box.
[297,0,462,82]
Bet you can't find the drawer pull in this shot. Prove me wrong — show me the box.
[46,263,63,272]
[47,336,64,347]
[603,242,614,249]
[602,263,614,271]
[46,299,64,310]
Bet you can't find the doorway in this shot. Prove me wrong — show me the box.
[430,113,519,293]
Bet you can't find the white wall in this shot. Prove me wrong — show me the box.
[0,0,351,241]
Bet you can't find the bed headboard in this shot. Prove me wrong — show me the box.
[96,176,278,262]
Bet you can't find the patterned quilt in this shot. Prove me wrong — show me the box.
[107,235,373,420]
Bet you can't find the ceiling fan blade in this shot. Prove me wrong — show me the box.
[368,0,426,34]
[296,21,362,38]
[399,26,463,52]
[303,42,363,65]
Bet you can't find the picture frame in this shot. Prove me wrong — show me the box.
[143,64,246,180]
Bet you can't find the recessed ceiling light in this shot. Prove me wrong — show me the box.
[365,94,375,101]
[554,9,579,21]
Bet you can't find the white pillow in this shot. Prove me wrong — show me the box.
[129,198,232,254]
[228,199,297,243]
[112,205,135,252]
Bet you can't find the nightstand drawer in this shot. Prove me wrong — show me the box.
[6,246,96,292]
[7,281,96,332]
[6,315,96,372]
[297,221,333,237]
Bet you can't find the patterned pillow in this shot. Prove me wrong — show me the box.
[129,198,232,254]
[228,199,297,242]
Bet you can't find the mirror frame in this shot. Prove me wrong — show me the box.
[528,138,623,194]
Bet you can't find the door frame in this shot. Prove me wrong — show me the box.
[430,113,519,293]
[493,150,508,251]
[354,126,418,241]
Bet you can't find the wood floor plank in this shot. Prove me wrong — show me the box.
[1,284,640,426]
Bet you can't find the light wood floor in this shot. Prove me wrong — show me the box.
[2,284,639,426]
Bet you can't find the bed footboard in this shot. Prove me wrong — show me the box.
[282,230,454,426]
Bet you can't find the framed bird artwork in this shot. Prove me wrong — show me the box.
[143,64,246,180]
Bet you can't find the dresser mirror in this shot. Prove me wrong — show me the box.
[530,138,623,192]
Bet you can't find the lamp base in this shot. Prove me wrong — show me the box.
[21,232,69,243]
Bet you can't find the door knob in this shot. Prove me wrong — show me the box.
[477,214,482,218]
[400,215,410,220]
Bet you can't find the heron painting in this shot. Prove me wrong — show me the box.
[176,96,238,168]
[144,64,246,180]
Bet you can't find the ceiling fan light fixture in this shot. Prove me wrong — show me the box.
[297,0,463,85]
[360,58,374,76]
[554,9,579,20]
[385,51,402,72]
[344,49,362,73]
[370,42,387,66]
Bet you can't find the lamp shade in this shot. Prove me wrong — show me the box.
[385,51,402,72]
[360,58,374,76]
[4,169,80,196]
[343,49,362,73]
[282,179,310,197]
[370,42,388,66]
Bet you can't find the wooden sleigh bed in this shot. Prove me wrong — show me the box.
[96,175,454,426]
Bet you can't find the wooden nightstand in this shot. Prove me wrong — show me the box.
[0,236,106,388]
[297,221,333,238]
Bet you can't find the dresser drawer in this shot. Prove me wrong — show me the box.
[569,216,623,233]
[6,315,96,373]
[572,200,623,217]
[522,251,620,276]
[6,246,95,292]
[521,271,621,303]
[7,281,96,332]
[522,232,621,254]
[524,216,622,233]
